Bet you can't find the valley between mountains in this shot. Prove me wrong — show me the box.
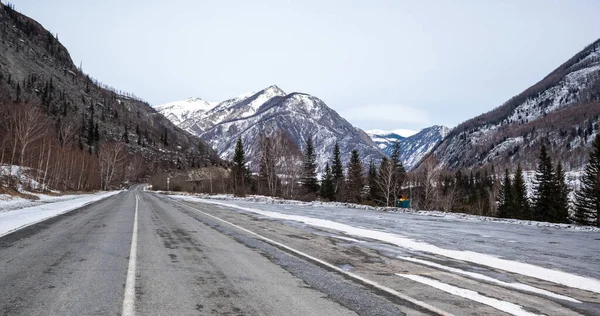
[1,2,600,316]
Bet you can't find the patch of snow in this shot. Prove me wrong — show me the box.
[154,97,216,125]
[396,274,542,316]
[170,195,600,294]
[331,235,364,243]
[0,191,121,238]
[366,129,418,138]
[166,192,600,232]
[397,256,580,303]
[0,193,94,212]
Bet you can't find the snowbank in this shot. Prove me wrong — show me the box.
[0,191,121,238]
[158,192,600,232]
[172,196,600,294]
[0,193,99,213]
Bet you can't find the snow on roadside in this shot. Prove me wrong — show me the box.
[172,196,600,294]
[397,257,580,303]
[0,193,97,213]
[158,192,600,232]
[396,274,541,316]
[0,164,50,192]
[0,191,121,238]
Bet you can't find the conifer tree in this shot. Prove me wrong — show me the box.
[94,123,100,143]
[554,162,570,223]
[345,150,365,203]
[88,103,95,145]
[232,136,247,196]
[532,143,557,222]
[320,163,335,201]
[574,133,600,227]
[136,124,142,145]
[300,136,319,196]
[123,124,129,143]
[331,141,344,200]
[513,164,531,219]
[390,142,407,201]
[15,83,21,102]
[367,160,379,202]
[497,169,513,218]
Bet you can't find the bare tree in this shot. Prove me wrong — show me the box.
[57,118,77,148]
[12,105,48,168]
[126,155,145,183]
[99,142,126,190]
[440,179,459,212]
[258,134,278,196]
[376,157,395,206]
[417,157,441,210]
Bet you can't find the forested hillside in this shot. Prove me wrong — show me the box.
[425,39,600,172]
[0,3,220,191]
[157,85,385,170]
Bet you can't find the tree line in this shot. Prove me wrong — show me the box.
[165,132,600,228]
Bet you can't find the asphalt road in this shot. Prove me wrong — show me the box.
[0,186,418,316]
[2,186,599,315]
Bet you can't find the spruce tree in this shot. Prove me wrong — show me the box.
[574,133,600,227]
[532,143,556,222]
[367,160,379,202]
[377,156,392,206]
[300,136,319,196]
[163,128,168,146]
[15,83,21,102]
[497,169,513,218]
[94,123,100,143]
[123,124,129,143]
[345,149,365,203]
[232,136,247,196]
[554,162,570,223]
[331,141,344,200]
[513,164,531,219]
[390,142,407,200]
[320,163,335,201]
[88,103,95,145]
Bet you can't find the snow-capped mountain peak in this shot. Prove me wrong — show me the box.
[154,97,216,125]
[428,38,600,171]
[368,125,449,170]
[366,129,418,138]
[156,85,386,169]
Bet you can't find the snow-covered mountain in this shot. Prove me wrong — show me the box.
[367,126,449,170]
[153,98,217,126]
[156,85,385,169]
[426,38,600,171]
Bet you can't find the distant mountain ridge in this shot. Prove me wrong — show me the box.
[0,3,220,171]
[156,86,386,169]
[424,38,600,172]
[154,97,217,126]
[366,126,449,170]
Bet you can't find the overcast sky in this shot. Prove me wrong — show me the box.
[10,0,600,132]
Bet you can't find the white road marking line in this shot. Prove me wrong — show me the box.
[397,256,580,303]
[189,198,600,294]
[122,193,139,316]
[170,199,453,316]
[396,274,543,316]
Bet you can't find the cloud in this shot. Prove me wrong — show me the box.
[340,104,431,125]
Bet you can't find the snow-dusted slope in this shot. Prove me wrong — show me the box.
[367,129,417,138]
[429,38,600,171]
[202,92,384,169]
[367,126,449,170]
[154,97,216,127]
[156,86,384,169]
